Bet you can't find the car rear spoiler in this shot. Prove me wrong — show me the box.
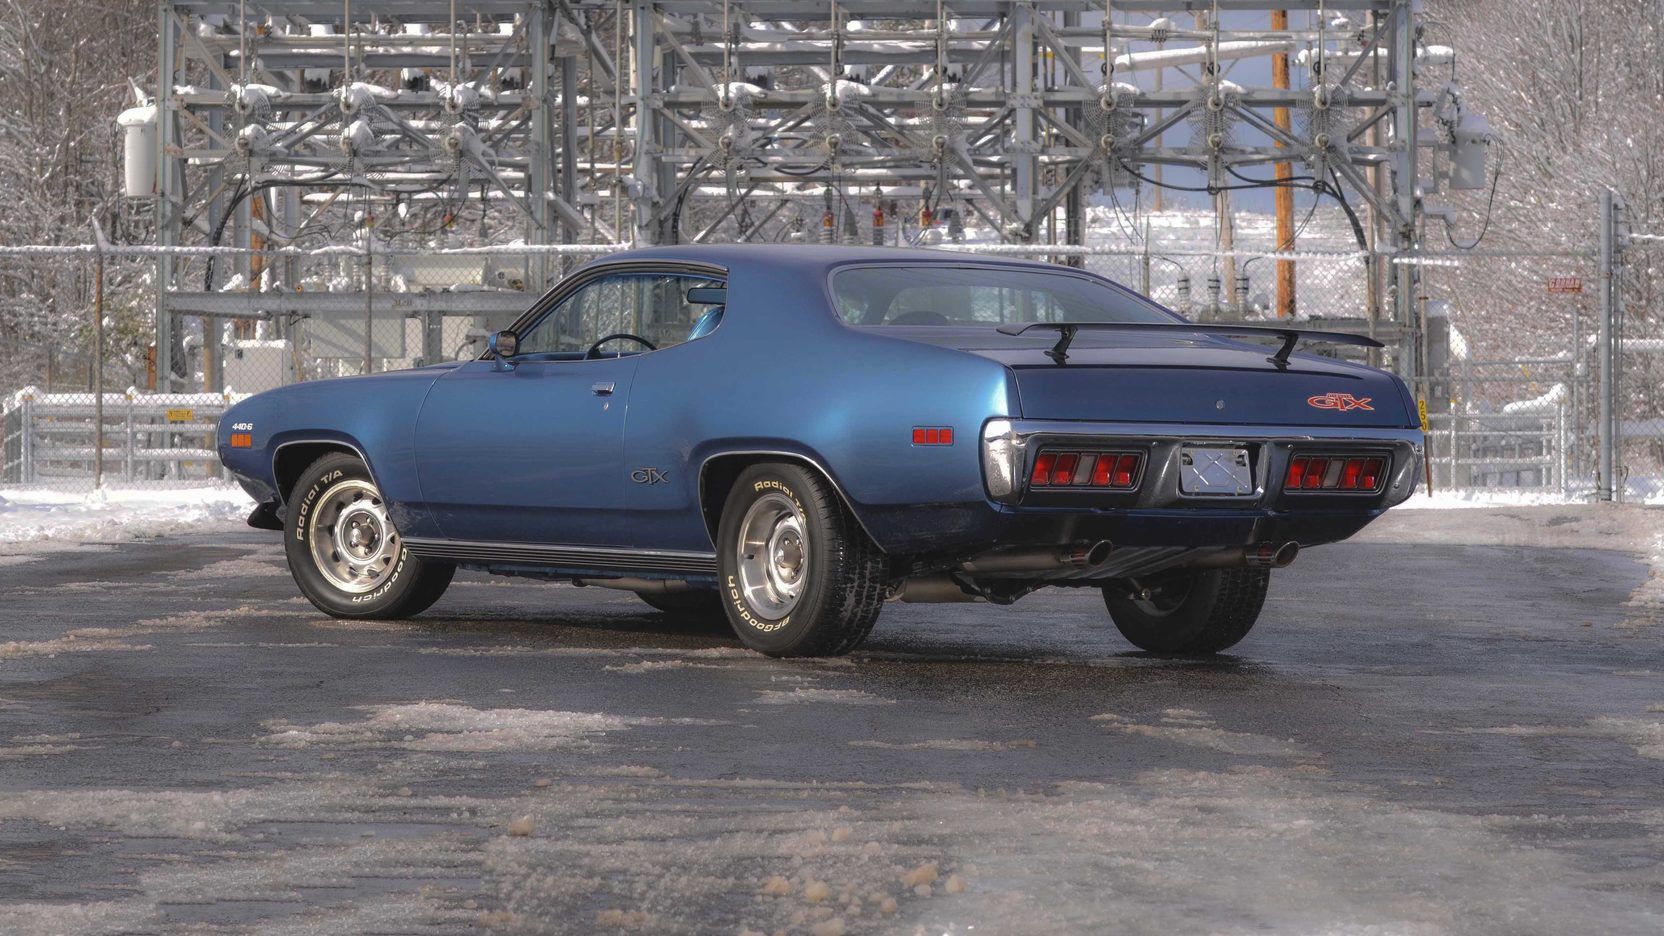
[994,321,1385,367]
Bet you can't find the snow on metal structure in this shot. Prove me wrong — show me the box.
[139,0,1482,393]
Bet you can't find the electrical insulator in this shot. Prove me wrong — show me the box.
[1206,274,1222,317]
[1236,273,1251,311]
[843,205,859,244]
[872,200,886,246]
[1175,274,1192,312]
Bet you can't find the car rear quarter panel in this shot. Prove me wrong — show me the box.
[625,260,1016,554]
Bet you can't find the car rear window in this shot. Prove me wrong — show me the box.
[832,264,1176,327]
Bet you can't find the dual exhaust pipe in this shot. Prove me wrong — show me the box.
[957,539,1297,578]
[1191,541,1301,570]
[895,539,1298,603]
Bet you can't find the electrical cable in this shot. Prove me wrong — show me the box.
[1224,164,1319,187]
[1324,166,1368,250]
[1117,158,1308,194]
[1443,146,1503,250]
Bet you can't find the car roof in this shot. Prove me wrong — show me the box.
[588,243,1070,276]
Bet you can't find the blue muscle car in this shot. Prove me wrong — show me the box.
[218,245,1423,656]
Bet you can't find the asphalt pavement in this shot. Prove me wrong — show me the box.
[0,505,1660,935]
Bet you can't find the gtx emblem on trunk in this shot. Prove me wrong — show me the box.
[1307,392,1373,412]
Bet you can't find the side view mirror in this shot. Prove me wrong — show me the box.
[488,330,518,358]
[686,286,727,305]
[487,330,518,370]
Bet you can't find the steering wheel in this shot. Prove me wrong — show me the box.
[584,332,657,359]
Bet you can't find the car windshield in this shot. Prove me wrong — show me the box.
[832,264,1178,327]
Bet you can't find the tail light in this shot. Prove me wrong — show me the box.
[1029,450,1143,491]
[1284,454,1387,493]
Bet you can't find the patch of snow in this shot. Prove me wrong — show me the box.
[1465,716,1664,761]
[848,739,1037,752]
[172,556,289,579]
[259,702,720,752]
[753,688,895,706]
[1095,711,1310,758]
[1395,488,1579,509]
[0,485,253,544]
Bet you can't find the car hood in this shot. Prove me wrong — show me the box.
[876,325,1415,427]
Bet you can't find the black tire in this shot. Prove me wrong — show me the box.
[1101,567,1269,654]
[284,452,454,619]
[715,463,886,657]
[636,589,726,617]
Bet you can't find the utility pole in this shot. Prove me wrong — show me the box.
[1597,189,1622,502]
[1389,0,1420,390]
[1271,9,1295,317]
[92,221,107,491]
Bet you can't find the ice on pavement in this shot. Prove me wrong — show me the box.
[0,485,252,544]
[4,758,1662,934]
[0,607,269,659]
[848,739,1038,752]
[753,687,896,706]
[1092,710,1311,758]
[259,702,723,752]
[1467,716,1664,760]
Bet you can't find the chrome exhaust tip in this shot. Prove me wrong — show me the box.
[959,540,1115,577]
[1068,540,1116,568]
[1245,541,1299,569]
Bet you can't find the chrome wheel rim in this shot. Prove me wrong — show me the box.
[735,492,809,619]
[307,478,400,594]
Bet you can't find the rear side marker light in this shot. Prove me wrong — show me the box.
[229,433,252,448]
[912,426,954,445]
[1285,455,1387,493]
[1030,450,1143,491]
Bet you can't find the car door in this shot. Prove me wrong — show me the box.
[618,272,732,552]
[413,270,654,546]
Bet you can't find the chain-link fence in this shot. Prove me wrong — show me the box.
[1,242,620,491]
[2,221,1658,500]
[1415,251,1602,496]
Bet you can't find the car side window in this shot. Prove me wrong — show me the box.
[516,272,726,356]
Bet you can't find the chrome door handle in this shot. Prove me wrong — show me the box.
[591,381,615,396]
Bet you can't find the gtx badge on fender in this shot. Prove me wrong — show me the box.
[1307,392,1373,412]
[630,467,669,485]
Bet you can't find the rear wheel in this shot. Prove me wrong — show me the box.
[715,463,886,657]
[1101,567,1268,654]
[284,452,454,619]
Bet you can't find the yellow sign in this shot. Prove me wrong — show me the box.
[1416,398,1429,432]
[166,407,194,424]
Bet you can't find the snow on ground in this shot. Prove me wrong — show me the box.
[1395,488,1581,509]
[259,702,725,753]
[0,485,253,545]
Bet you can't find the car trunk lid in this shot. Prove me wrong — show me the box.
[879,325,1411,427]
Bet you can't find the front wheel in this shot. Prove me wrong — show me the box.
[284,452,454,619]
[715,463,886,657]
[1101,567,1269,654]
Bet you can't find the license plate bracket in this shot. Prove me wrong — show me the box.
[1178,446,1255,496]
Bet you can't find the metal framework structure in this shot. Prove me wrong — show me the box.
[148,0,1478,391]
